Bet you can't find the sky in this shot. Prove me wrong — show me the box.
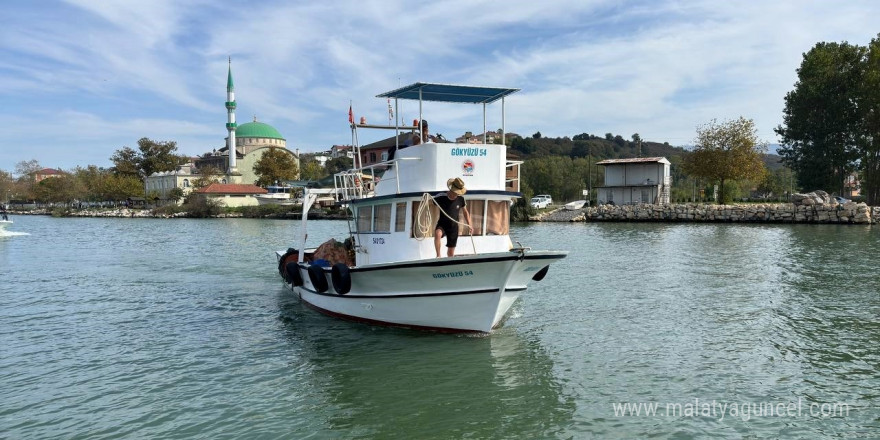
[2,0,879,173]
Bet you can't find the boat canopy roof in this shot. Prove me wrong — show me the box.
[377,82,519,104]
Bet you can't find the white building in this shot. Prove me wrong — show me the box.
[596,157,671,205]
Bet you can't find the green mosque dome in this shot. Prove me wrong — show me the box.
[236,120,285,140]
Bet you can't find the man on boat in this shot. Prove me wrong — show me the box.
[434,177,472,258]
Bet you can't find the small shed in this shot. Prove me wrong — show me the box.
[596,157,671,205]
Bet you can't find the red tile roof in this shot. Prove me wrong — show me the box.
[36,168,63,175]
[194,183,268,194]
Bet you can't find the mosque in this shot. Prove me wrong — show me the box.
[145,59,300,206]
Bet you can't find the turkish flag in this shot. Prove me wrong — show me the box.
[348,105,353,124]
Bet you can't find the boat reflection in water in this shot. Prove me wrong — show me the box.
[276,293,576,438]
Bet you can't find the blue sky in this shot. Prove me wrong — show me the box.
[2,0,879,173]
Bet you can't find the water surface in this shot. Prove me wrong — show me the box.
[1,217,877,438]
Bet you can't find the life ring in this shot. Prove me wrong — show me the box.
[286,262,304,287]
[307,265,329,293]
[532,265,550,281]
[331,263,352,295]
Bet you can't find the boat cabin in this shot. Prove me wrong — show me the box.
[315,83,523,266]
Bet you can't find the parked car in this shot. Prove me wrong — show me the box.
[534,194,552,205]
[834,196,851,204]
[530,196,551,209]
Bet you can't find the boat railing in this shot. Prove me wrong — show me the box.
[505,160,523,193]
[333,157,420,202]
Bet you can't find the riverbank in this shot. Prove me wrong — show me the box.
[4,207,348,220]
[534,202,879,224]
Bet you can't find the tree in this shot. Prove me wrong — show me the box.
[532,131,542,139]
[136,137,187,178]
[324,156,353,175]
[858,34,880,205]
[192,165,222,189]
[776,41,864,195]
[253,148,299,187]
[299,159,326,181]
[99,174,144,201]
[15,159,42,177]
[168,187,185,204]
[110,138,187,179]
[110,147,141,177]
[682,117,768,204]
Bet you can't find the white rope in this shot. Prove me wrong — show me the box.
[415,192,476,254]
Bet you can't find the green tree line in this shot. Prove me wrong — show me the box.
[776,34,880,205]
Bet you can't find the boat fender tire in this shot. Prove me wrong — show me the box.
[286,262,304,287]
[331,263,352,295]
[532,265,550,281]
[278,248,298,277]
[307,265,329,293]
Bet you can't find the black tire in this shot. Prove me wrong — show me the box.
[307,265,329,293]
[331,263,352,295]
[278,248,298,277]
[286,262,304,287]
[532,265,550,281]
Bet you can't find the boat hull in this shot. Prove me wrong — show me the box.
[281,250,566,332]
[255,196,298,206]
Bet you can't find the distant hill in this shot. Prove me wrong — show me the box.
[508,134,687,162]
[507,133,785,169]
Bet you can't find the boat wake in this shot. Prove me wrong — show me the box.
[0,230,29,237]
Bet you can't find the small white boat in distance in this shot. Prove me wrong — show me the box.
[255,185,298,206]
[564,200,586,210]
[275,82,568,333]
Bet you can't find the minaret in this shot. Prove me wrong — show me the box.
[225,57,238,173]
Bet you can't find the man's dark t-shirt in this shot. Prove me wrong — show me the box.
[434,194,466,246]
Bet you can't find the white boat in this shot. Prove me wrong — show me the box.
[564,200,586,210]
[255,185,298,206]
[275,83,568,332]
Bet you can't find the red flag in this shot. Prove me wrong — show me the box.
[348,105,353,124]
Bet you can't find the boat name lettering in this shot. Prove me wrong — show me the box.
[432,270,474,279]
[372,237,385,244]
[451,147,487,157]
[523,266,541,272]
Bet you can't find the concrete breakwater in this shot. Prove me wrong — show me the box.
[535,203,879,224]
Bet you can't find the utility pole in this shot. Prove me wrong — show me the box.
[588,145,592,204]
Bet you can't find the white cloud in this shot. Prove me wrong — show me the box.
[2,0,879,170]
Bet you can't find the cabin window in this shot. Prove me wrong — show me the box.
[460,199,484,236]
[373,204,391,232]
[357,206,373,232]
[486,200,510,235]
[394,202,406,232]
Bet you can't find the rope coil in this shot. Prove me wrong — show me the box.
[415,193,476,254]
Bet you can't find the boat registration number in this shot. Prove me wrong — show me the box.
[432,270,474,279]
